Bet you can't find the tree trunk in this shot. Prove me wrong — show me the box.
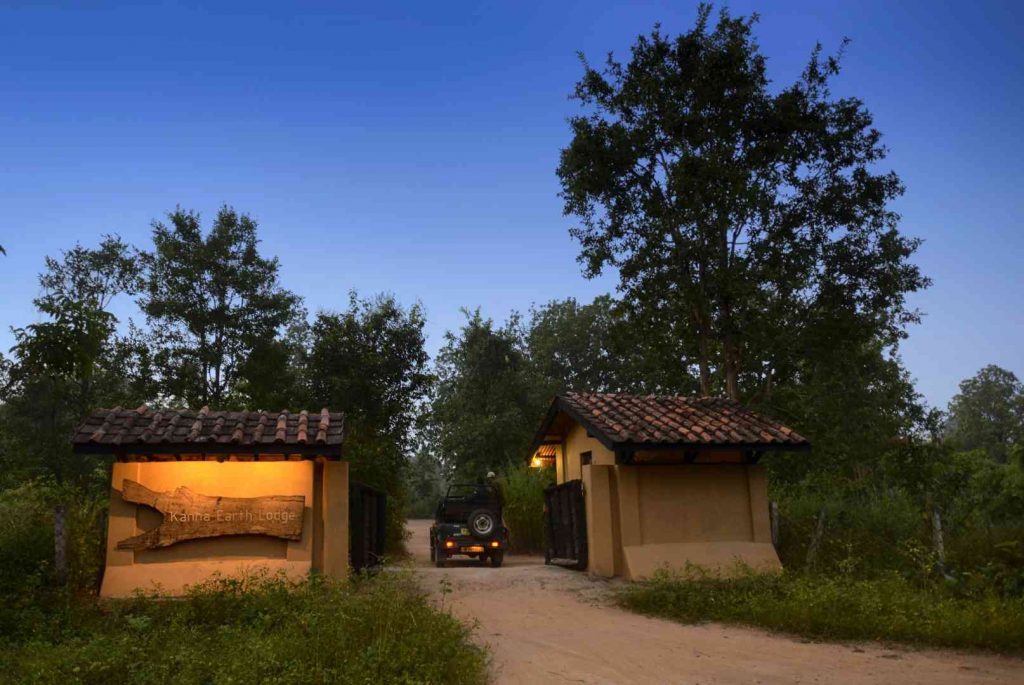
[723,334,740,400]
[692,306,712,396]
[697,329,712,396]
[931,504,946,569]
[769,501,780,549]
[54,504,67,586]
[805,508,826,569]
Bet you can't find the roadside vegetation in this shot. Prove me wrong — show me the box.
[0,481,487,685]
[1,569,487,685]
[618,566,1024,654]
[498,463,553,553]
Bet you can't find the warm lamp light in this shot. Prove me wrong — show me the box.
[530,456,542,468]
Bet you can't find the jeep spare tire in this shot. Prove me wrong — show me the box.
[468,509,497,538]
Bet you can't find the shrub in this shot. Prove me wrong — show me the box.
[0,481,54,597]
[405,492,440,519]
[0,480,106,607]
[770,483,1024,597]
[617,566,1024,653]
[500,464,552,553]
[2,569,489,684]
[773,489,924,576]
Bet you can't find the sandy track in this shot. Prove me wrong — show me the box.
[405,519,1021,684]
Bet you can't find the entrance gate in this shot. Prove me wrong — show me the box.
[349,482,386,571]
[543,479,587,570]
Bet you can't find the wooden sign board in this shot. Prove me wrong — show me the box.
[117,479,305,551]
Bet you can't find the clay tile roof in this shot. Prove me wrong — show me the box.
[536,444,558,458]
[71,407,345,458]
[541,393,809,451]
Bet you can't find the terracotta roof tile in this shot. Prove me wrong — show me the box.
[556,393,809,449]
[72,407,345,455]
[536,444,558,458]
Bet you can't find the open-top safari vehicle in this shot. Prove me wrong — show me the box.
[429,483,507,568]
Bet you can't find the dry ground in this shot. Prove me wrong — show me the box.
[405,519,1022,685]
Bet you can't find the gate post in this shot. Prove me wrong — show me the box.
[583,465,614,577]
[322,460,349,578]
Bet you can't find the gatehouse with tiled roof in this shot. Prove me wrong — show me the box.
[528,393,809,580]
[72,406,356,598]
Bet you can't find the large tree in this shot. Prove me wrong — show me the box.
[526,296,625,395]
[139,207,300,407]
[305,292,431,442]
[303,292,432,549]
[3,236,147,484]
[557,5,928,401]
[527,295,698,395]
[946,365,1023,463]
[431,310,541,478]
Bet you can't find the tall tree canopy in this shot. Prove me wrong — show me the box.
[946,365,1023,463]
[3,236,147,484]
[431,310,541,477]
[527,295,697,395]
[429,298,691,478]
[526,296,627,395]
[557,5,928,401]
[139,207,300,407]
[305,292,432,443]
[303,292,432,548]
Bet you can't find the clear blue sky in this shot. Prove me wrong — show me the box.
[2,1,1022,411]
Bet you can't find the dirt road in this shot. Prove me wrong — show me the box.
[406,519,1020,684]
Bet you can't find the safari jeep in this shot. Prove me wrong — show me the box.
[429,483,507,567]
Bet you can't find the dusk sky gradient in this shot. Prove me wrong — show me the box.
[2,0,1022,411]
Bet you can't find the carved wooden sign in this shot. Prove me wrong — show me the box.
[117,479,305,551]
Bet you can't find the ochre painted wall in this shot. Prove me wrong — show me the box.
[101,460,348,597]
[583,462,781,580]
[560,422,614,484]
[635,465,753,544]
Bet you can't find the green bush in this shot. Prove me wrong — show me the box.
[2,569,488,685]
[771,483,1024,597]
[945,529,1024,598]
[500,464,552,553]
[0,481,106,602]
[617,566,1024,653]
[0,481,54,596]
[405,493,439,519]
[773,489,924,576]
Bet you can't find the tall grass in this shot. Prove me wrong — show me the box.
[617,566,1024,653]
[500,464,553,553]
[2,569,489,685]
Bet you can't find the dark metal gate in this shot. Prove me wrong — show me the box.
[543,479,587,570]
[350,482,387,571]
